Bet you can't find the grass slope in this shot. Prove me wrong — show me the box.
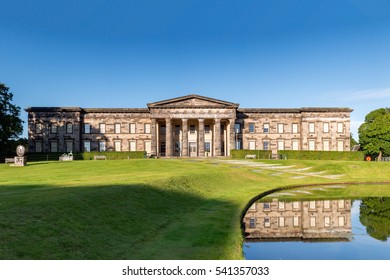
[0,159,390,259]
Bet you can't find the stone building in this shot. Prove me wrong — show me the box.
[243,198,352,240]
[25,94,352,156]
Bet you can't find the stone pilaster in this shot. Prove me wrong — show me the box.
[214,118,221,156]
[166,118,172,157]
[151,118,157,156]
[182,118,188,157]
[198,119,205,157]
[229,118,236,156]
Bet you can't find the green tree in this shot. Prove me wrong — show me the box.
[0,83,23,153]
[360,197,390,241]
[358,108,390,157]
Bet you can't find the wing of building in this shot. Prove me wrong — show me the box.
[25,94,353,157]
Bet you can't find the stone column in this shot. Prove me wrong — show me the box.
[214,118,221,156]
[198,119,205,157]
[165,118,172,157]
[151,118,157,156]
[182,118,188,157]
[229,118,236,156]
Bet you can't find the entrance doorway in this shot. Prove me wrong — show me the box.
[189,142,197,157]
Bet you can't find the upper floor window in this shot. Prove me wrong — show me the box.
[66,123,73,134]
[323,122,329,133]
[190,125,196,134]
[277,123,284,134]
[84,124,91,134]
[35,123,43,134]
[337,122,344,133]
[292,123,298,134]
[249,123,255,133]
[50,124,58,134]
[205,125,210,134]
[144,123,151,134]
[99,123,106,134]
[115,123,121,134]
[175,125,181,135]
[263,123,269,133]
[235,123,241,133]
[129,123,136,134]
[309,123,315,133]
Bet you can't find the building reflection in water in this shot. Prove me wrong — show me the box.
[243,199,352,241]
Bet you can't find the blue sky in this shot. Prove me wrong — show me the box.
[1,0,390,139]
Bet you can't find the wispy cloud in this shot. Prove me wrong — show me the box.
[350,88,390,100]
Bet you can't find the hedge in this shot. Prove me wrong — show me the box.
[22,151,146,162]
[278,150,365,161]
[230,149,272,159]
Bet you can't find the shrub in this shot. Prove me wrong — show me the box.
[278,150,365,161]
[230,149,272,159]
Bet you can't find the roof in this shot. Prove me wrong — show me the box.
[238,107,353,113]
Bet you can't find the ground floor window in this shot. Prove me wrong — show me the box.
[277,140,284,151]
[324,216,331,228]
[144,141,151,154]
[99,141,106,152]
[264,217,271,228]
[337,140,344,151]
[263,140,269,150]
[323,140,330,151]
[292,140,299,150]
[50,141,58,152]
[84,141,91,152]
[35,141,43,152]
[249,218,256,228]
[293,216,299,227]
[205,142,211,153]
[66,140,73,153]
[309,139,315,151]
[249,140,256,150]
[114,141,121,151]
[129,140,136,151]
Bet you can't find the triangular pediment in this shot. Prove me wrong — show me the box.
[147,94,239,108]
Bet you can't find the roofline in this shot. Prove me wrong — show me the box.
[238,107,353,113]
[147,94,240,108]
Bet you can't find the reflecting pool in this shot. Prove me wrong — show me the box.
[243,196,390,260]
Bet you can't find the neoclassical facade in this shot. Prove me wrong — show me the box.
[26,94,352,156]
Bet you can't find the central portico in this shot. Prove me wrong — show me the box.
[147,94,239,157]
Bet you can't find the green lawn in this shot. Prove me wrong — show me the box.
[0,159,390,259]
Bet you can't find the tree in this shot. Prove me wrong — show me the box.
[360,197,390,241]
[0,83,23,154]
[358,108,390,157]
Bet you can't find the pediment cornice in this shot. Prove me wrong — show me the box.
[147,94,239,109]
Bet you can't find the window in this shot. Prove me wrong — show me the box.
[324,200,330,209]
[175,125,180,135]
[264,217,271,227]
[309,140,315,151]
[129,123,135,134]
[249,203,256,211]
[278,201,285,210]
[35,141,42,152]
[337,140,344,151]
[263,140,269,150]
[338,200,345,209]
[115,123,121,134]
[66,123,73,134]
[129,140,136,151]
[323,123,329,133]
[277,123,284,134]
[324,217,331,228]
[144,141,151,154]
[263,123,269,133]
[292,140,299,150]
[310,217,316,227]
[235,123,241,133]
[249,218,256,228]
[249,140,256,150]
[292,123,298,134]
[235,141,241,150]
[99,141,106,152]
[50,141,58,152]
[309,123,315,133]
[293,216,300,227]
[160,125,166,134]
[84,124,91,134]
[144,123,151,134]
[99,123,106,134]
[190,125,196,134]
[66,140,73,152]
[114,141,121,151]
[337,123,343,133]
[323,140,330,151]
[309,201,316,210]
[293,201,300,209]
[263,203,270,210]
[205,142,211,153]
[35,123,43,134]
[50,124,58,134]
[249,123,255,133]
[84,141,91,152]
[277,140,284,151]
[279,217,285,227]
[338,216,345,227]
[205,125,210,134]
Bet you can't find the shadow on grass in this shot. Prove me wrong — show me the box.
[0,182,239,260]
